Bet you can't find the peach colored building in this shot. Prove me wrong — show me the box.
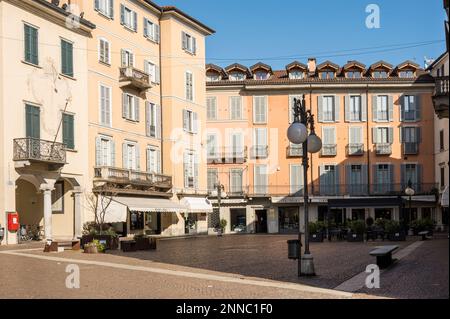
[206,59,439,234]
[63,0,214,237]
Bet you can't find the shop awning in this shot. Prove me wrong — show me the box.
[181,197,213,213]
[99,196,186,223]
[442,187,449,208]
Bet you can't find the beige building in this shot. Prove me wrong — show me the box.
[0,0,95,244]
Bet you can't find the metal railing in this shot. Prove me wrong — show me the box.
[375,143,392,155]
[403,142,419,155]
[287,145,303,157]
[347,144,364,156]
[321,144,337,156]
[250,146,269,159]
[94,166,172,188]
[13,138,66,164]
[119,66,151,90]
[207,147,248,164]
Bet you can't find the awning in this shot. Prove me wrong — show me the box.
[99,196,186,223]
[442,187,449,208]
[181,197,213,213]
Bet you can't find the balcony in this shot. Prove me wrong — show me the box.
[347,144,364,156]
[13,138,66,169]
[94,166,172,196]
[207,147,248,164]
[375,143,392,155]
[287,145,303,157]
[119,67,151,91]
[321,144,337,157]
[403,142,419,155]
[432,76,449,119]
[250,146,269,159]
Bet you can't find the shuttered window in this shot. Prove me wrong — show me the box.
[184,151,197,188]
[322,127,336,145]
[253,96,267,124]
[122,93,139,122]
[99,85,112,126]
[207,134,218,157]
[207,169,218,192]
[207,97,217,120]
[186,72,194,101]
[122,142,139,170]
[349,127,362,144]
[183,109,198,134]
[95,136,115,167]
[62,113,75,149]
[144,60,160,84]
[320,165,340,195]
[61,39,74,77]
[182,31,197,54]
[322,96,335,121]
[146,148,161,174]
[290,164,304,195]
[401,95,421,122]
[99,38,110,64]
[25,104,40,139]
[289,95,302,123]
[95,0,114,18]
[121,49,134,67]
[254,165,268,195]
[120,4,137,32]
[24,24,38,65]
[145,102,160,138]
[230,97,242,120]
[143,18,160,43]
[230,169,243,194]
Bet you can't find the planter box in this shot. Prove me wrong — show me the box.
[81,235,119,251]
[387,232,406,241]
[121,240,137,252]
[84,246,98,254]
[310,232,324,242]
[347,233,364,242]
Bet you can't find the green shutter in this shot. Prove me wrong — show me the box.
[26,104,40,139]
[24,25,38,65]
[61,40,74,77]
[63,113,74,149]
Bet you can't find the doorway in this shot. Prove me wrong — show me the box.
[255,210,268,233]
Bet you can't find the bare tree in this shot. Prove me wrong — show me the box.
[85,191,117,234]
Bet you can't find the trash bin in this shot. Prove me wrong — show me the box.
[287,240,301,260]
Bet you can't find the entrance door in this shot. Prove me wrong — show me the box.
[255,210,268,233]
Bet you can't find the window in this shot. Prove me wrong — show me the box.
[402,127,419,143]
[206,72,220,82]
[143,18,160,43]
[402,95,417,121]
[320,165,339,195]
[99,38,111,64]
[61,39,74,77]
[350,165,362,184]
[206,134,218,158]
[404,164,418,186]
[184,151,197,188]
[95,0,114,18]
[123,142,139,170]
[25,104,40,139]
[24,24,38,65]
[230,132,244,156]
[440,130,445,151]
[146,148,161,174]
[253,96,267,124]
[52,181,64,214]
[376,127,390,144]
[253,128,267,157]
[120,4,137,31]
[254,71,268,80]
[185,71,194,101]
[289,70,304,79]
[441,166,446,189]
[347,165,365,195]
[230,97,242,120]
[229,72,245,81]
[207,97,217,120]
[376,164,390,186]
[290,164,304,195]
[207,169,218,192]
[349,126,363,145]
[322,127,336,146]
[320,71,335,79]
[183,109,198,134]
[122,93,139,121]
[373,71,388,78]
[254,165,268,195]
[99,85,112,126]
[349,95,362,121]
[95,136,115,167]
[121,49,134,67]
[144,60,159,83]
[145,102,160,138]
[347,71,361,79]
[323,96,335,122]
[230,169,243,194]
[182,32,196,54]
[376,95,389,121]
[399,70,414,78]
[62,113,75,149]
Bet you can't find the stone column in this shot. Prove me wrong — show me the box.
[42,187,53,241]
[73,191,82,240]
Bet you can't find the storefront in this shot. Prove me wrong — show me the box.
[278,206,299,234]
[180,197,213,235]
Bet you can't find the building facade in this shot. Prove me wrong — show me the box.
[0,0,95,244]
[206,59,439,234]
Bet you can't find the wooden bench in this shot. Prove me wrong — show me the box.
[44,240,80,253]
[370,245,399,269]
[418,231,430,241]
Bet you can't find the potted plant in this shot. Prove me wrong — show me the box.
[309,221,325,242]
[347,220,365,242]
[81,223,120,251]
[133,233,156,251]
[84,240,105,254]
[217,219,227,236]
[385,220,406,241]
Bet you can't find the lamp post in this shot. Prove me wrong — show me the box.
[287,95,322,277]
[213,182,226,236]
[405,180,415,234]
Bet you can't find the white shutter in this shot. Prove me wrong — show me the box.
[110,140,115,167]
[192,37,197,54]
[143,18,149,37]
[156,149,161,173]
[193,112,199,134]
[183,110,189,131]
[122,143,128,169]
[344,95,350,122]
[318,95,324,122]
[334,95,340,122]
[120,49,126,67]
[134,96,140,122]
[290,164,304,195]
[156,104,161,139]
[122,93,128,119]
[155,65,160,84]
[95,137,102,166]
[155,24,160,44]
[182,32,187,50]
[135,145,140,171]
[194,152,199,189]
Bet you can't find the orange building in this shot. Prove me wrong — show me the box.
[205,59,438,234]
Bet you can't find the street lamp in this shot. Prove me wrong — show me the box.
[213,182,227,236]
[405,180,415,234]
[287,95,322,277]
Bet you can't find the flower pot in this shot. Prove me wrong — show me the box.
[82,235,119,251]
[310,232,324,242]
[84,245,98,254]
[347,233,364,242]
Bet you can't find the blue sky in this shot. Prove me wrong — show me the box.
[165,0,447,70]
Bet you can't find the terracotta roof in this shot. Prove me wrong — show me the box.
[286,61,308,71]
[395,60,421,70]
[250,62,273,73]
[343,60,366,70]
[369,60,394,70]
[316,60,340,70]
[161,6,215,34]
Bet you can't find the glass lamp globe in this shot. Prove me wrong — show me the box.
[405,187,415,197]
[307,133,322,154]
[287,122,308,145]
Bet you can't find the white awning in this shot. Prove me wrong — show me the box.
[181,197,213,213]
[99,196,186,223]
[442,187,449,208]
[98,196,128,223]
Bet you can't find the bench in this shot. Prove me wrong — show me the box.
[418,231,430,241]
[369,245,399,269]
[44,240,80,253]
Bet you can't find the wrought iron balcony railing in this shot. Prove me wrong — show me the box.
[250,146,269,159]
[347,144,364,156]
[287,145,303,157]
[94,166,172,189]
[13,138,66,165]
[321,144,337,157]
[403,142,419,155]
[207,147,248,164]
[119,67,151,91]
[375,143,392,155]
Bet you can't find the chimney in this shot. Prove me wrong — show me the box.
[308,58,316,75]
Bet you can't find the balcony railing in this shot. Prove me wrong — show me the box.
[13,138,66,165]
[207,147,248,164]
[347,144,364,156]
[403,142,419,155]
[250,146,269,159]
[375,143,392,155]
[94,166,172,189]
[119,67,151,91]
[434,76,449,97]
[321,144,337,157]
[433,76,449,118]
[287,145,303,157]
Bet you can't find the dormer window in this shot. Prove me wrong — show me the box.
[399,70,415,78]
[229,71,245,81]
[289,70,304,79]
[254,71,268,80]
[320,71,335,79]
[206,71,220,82]
[373,71,388,78]
[347,71,361,79]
